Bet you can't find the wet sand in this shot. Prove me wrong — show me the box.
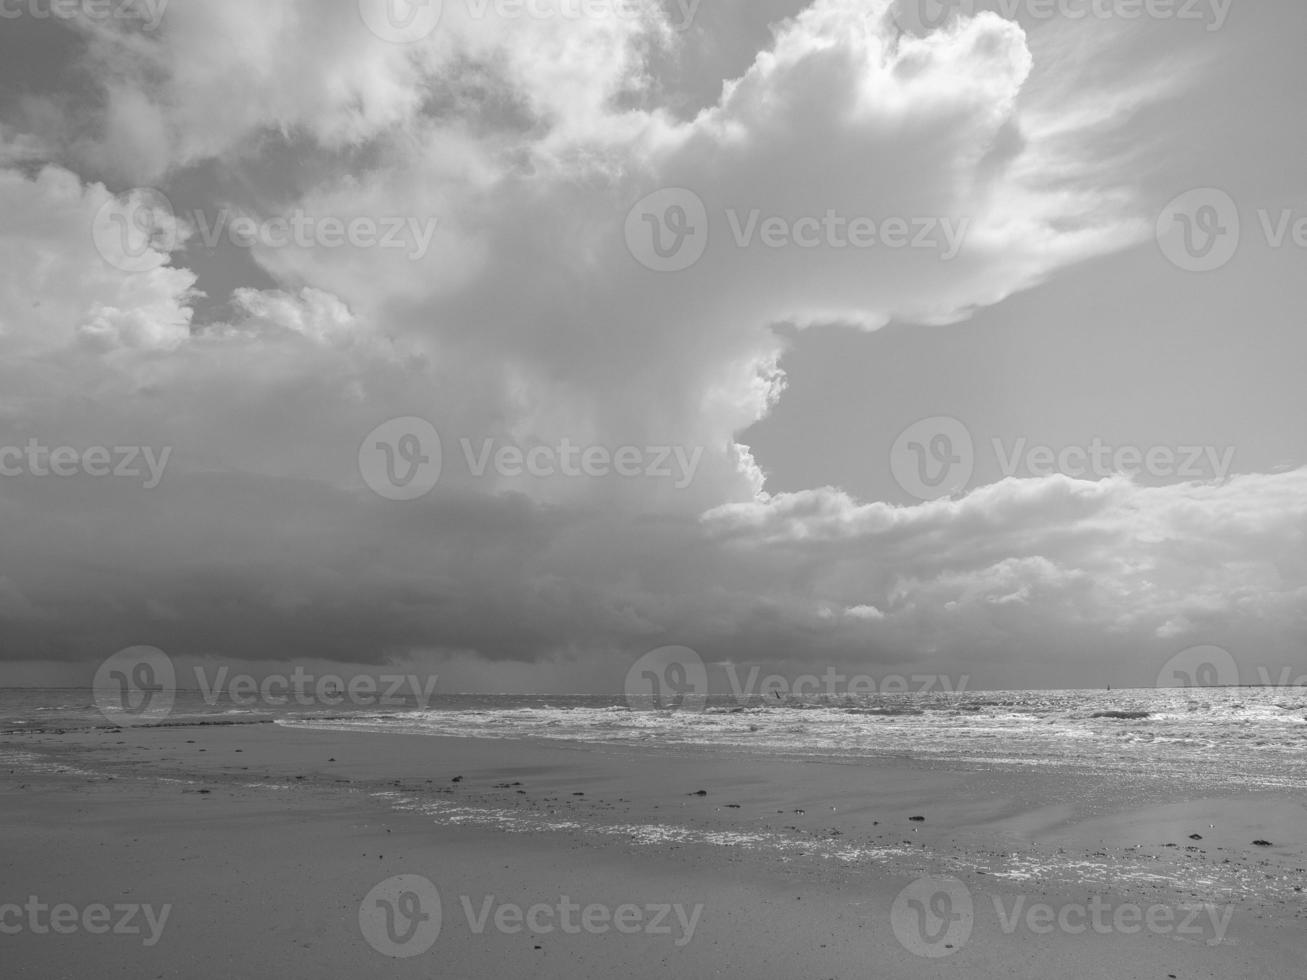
[1,723,1304,978]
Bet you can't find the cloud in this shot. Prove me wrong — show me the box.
[44,0,676,182]
[701,471,1307,679]
[0,168,195,355]
[2,0,1298,688]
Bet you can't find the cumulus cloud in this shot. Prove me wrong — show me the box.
[1,0,1300,688]
[705,472,1307,657]
[0,169,195,355]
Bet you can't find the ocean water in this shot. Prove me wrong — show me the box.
[5,685,1307,788]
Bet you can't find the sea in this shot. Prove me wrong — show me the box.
[4,685,1307,790]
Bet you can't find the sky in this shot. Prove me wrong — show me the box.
[0,0,1305,692]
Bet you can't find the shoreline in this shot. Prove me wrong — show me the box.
[3,724,1305,977]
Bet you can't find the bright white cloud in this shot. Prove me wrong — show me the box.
[0,0,1299,686]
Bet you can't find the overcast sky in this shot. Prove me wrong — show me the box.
[1,0,1304,691]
